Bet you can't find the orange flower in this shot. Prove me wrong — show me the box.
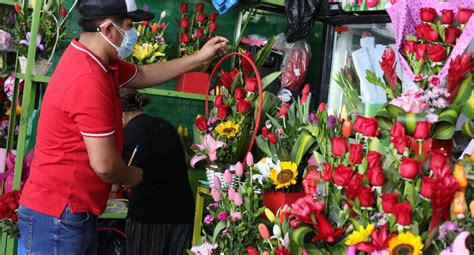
[151,22,159,33]
[258,224,270,239]
[14,3,21,13]
[453,163,468,190]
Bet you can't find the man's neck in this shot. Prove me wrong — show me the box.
[78,34,111,63]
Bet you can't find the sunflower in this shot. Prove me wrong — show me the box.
[389,232,423,255]
[345,224,375,246]
[269,161,298,189]
[215,121,240,138]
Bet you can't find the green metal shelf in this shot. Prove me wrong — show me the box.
[139,88,215,101]
[15,73,50,83]
[0,0,14,6]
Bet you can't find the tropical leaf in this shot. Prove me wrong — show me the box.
[291,226,324,255]
[254,91,278,126]
[462,120,474,138]
[290,131,316,166]
[452,75,472,106]
[212,221,226,244]
[261,71,282,91]
[254,36,275,68]
[256,136,272,157]
[397,112,425,135]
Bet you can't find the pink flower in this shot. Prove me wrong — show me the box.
[213,176,221,190]
[211,188,221,202]
[440,231,471,255]
[413,74,425,82]
[228,188,236,201]
[428,76,441,87]
[224,170,232,185]
[206,203,218,210]
[204,215,214,224]
[191,241,217,255]
[230,212,242,221]
[218,211,228,221]
[233,192,243,206]
[246,152,254,166]
[389,89,428,114]
[235,162,244,176]
[190,134,226,167]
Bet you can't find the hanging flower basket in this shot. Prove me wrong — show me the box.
[18,56,51,76]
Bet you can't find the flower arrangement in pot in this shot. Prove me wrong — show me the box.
[189,42,281,189]
[175,3,220,95]
[13,0,75,75]
[130,8,168,65]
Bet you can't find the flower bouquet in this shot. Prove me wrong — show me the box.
[130,9,168,65]
[371,0,474,140]
[0,189,21,238]
[333,56,362,114]
[13,1,75,75]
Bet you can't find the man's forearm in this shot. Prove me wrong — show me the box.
[94,157,133,185]
[128,54,202,89]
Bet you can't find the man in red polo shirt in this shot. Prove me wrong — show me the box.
[17,0,227,253]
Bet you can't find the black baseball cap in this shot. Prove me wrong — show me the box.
[78,0,155,22]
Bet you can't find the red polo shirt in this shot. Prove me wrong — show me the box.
[20,39,138,217]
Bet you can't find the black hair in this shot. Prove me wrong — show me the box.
[120,88,150,112]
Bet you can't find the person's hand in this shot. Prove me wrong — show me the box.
[124,166,143,189]
[196,36,228,65]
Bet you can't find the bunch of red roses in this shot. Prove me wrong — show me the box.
[0,189,21,237]
[178,2,218,57]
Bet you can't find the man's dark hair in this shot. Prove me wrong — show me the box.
[77,15,127,32]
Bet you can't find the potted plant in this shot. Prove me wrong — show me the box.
[13,1,75,75]
[130,9,169,65]
[175,3,219,94]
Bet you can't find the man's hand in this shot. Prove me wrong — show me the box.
[124,166,143,189]
[196,36,229,66]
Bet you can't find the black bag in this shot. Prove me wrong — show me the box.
[285,0,322,43]
[97,220,126,255]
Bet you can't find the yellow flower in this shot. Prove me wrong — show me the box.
[345,224,375,246]
[215,121,240,138]
[269,161,298,189]
[133,44,149,61]
[264,208,275,222]
[389,232,423,255]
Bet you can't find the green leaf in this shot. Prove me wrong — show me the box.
[462,120,474,138]
[397,112,425,135]
[254,91,278,127]
[266,113,282,129]
[369,138,385,155]
[256,136,272,157]
[212,221,226,243]
[452,75,472,106]
[432,121,456,140]
[255,36,275,68]
[404,181,416,208]
[290,131,316,166]
[230,71,242,94]
[261,71,283,91]
[290,226,324,255]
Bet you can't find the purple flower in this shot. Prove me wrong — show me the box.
[206,203,218,210]
[328,115,337,129]
[204,215,214,224]
[346,246,356,255]
[20,32,44,51]
[308,113,319,124]
[217,211,228,221]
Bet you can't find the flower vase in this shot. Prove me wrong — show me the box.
[263,191,306,213]
[18,56,52,76]
[176,72,210,95]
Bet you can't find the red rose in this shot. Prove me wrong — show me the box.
[267,133,278,144]
[366,151,382,169]
[180,33,189,44]
[261,127,270,137]
[354,116,378,137]
[196,3,204,13]
[415,24,432,41]
[217,106,227,119]
[381,193,399,214]
[331,137,349,157]
[322,163,332,182]
[279,104,290,118]
[237,100,251,113]
[245,78,257,92]
[390,122,406,138]
[400,157,420,179]
[391,136,412,155]
[333,165,354,187]
[457,8,473,24]
[441,10,454,24]
[345,173,364,200]
[197,13,206,23]
[234,88,245,100]
[427,45,447,63]
[359,186,375,208]
[415,43,427,61]
[247,247,259,255]
[180,3,188,13]
[0,204,7,213]
[420,7,438,23]
[195,27,204,39]
[210,11,218,22]
[420,176,436,199]
[445,26,461,45]
[393,202,412,226]
[10,214,18,222]
[367,166,385,187]
[194,116,208,132]
[180,17,189,28]
[209,22,217,33]
[214,95,224,107]
[430,149,449,177]
[403,41,416,55]
[427,30,439,43]
[412,121,432,140]
[349,144,363,165]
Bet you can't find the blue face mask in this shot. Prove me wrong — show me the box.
[99,22,139,59]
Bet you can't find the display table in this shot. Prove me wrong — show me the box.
[192,185,211,245]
